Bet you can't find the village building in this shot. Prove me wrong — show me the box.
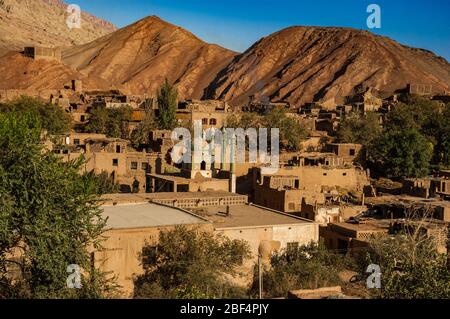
[244,95,290,114]
[97,200,213,297]
[175,99,231,129]
[315,117,339,135]
[402,176,450,200]
[408,83,433,96]
[252,163,370,195]
[326,143,363,164]
[347,89,383,113]
[365,194,450,222]
[23,46,62,61]
[253,175,326,214]
[299,202,367,225]
[320,218,391,252]
[97,191,319,297]
[148,130,174,153]
[187,199,319,276]
[147,173,230,193]
[321,216,448,255]
[53,136,159,193]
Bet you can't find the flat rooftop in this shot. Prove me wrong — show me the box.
[331,219,391,233]
[101,202,209,230]
[101,192,246,205]
[189,204,312,229]
[366,195,450,208]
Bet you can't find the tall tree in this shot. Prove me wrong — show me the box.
[367,128,433,178]
[157,79,178,130]
[0,112,116,298]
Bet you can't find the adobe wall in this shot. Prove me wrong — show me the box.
[268,166,370,192]
[95,223,214,298]
[215,222,319,284]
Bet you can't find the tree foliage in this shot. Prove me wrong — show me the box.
[363,219,450,299]
[0,112,116,298]
[0,96,71,135]
[336,111,382,145]
[254,241,352,298]
[81,171,119,195]
[367,128,433,178]
[264,108,308,151]
[85,106,132,139]
[339,95,449,177]
[383,96,450,171]
[130,111,157,149]
[134,226,251,299]
[157,79,178,130]
[227,109,307,151]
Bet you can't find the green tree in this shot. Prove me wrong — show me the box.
[254,241,352,298]
[134,226,251,299]
[85,106,132,139]
[0,112,116,298]
[0,96,71,135]
[81,171,119,195]
[385,94,441,133]
[336,112,382,145]
[226,112,261,130]
[431,105,450,168]
[363,215,450,299]
[264,108,307,151]
[130,112,157,149]
[157,79,178,130]
[84,107,108,134]
[367,128,433,178]
[107,106,132,138]
[383,96,450,169]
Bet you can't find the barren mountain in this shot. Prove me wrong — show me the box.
[205,26,450,107]
[0,50,110,91]
[0,0,116,52]
[63,16,237,99]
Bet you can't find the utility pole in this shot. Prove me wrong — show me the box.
[258,254,263,299]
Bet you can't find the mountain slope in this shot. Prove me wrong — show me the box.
[0,51,110,91]
[0,0,116,51]
[63,16,237,99]
[205,26,450,107]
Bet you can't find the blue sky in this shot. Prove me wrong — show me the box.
[74,0,450,61]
